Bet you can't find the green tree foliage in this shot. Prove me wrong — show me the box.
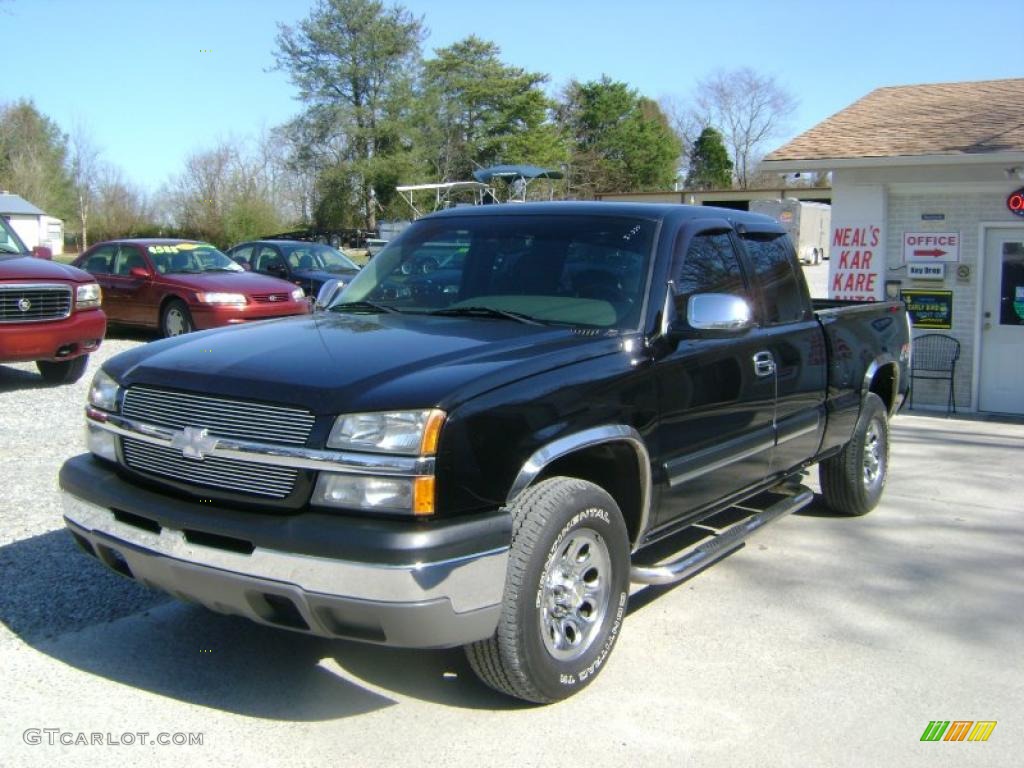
[274,0,425,230]
[420,36,565,182]
[685,126,733,190]
[0,99,75,220]
[558,77,681,198]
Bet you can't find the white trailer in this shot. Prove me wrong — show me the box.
[750,199,831,265]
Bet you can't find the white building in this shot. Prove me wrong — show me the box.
[762,78,1024,416]
[0,192,64,256]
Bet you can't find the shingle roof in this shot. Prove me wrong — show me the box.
[765,78,1024,162]
[0,193,45,216]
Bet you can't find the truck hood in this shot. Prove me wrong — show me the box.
[0,255,94,283]
[106,311,626,415]
[162,271,298,295]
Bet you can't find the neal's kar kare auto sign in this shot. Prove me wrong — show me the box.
[830,224,883,301]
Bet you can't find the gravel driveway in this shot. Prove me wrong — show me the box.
[1,331,1021,768]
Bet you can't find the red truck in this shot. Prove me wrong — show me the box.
[0,216,106,384]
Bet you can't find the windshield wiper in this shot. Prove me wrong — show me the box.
[330,300,398,314]
[429,306,544,325]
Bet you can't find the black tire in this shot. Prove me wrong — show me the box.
[36,355,89,384]
[161,299,194,338]
[466,477,630,703]
[819,393,889,516]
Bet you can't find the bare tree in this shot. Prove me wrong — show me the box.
[163,137,295,247]
[68,121,101,250]
[692,68,797,189]
[90,164,154,241]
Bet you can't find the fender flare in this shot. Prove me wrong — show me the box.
[505,425,652,551]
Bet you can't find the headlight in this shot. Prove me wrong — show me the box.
[327,409,445,455]
[291,287,305,301]
[196,292,247,305]
[76,283,102,310]
[88,369,120,412]
[312,473,435,516]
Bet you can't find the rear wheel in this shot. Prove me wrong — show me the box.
[36,355,89,384]
[465,477,630,703]
[819,393,889,516]
[161,300,194,337]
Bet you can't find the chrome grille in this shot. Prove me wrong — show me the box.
[121,386,315,445]
[122,438,298,498]
[0,284,72,322]
[251,292,291,303]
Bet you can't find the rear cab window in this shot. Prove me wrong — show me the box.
[740,232,810,324]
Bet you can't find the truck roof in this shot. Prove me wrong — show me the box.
[423,200,784,231]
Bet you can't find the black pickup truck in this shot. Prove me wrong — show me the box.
[60,203,910,703]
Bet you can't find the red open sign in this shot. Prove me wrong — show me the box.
[1009,188,1024,217]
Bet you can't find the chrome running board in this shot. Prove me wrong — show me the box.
[629,485,814,586]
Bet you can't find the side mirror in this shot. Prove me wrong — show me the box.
[686,293,753,332]
[32,245,53,260]
[240,261,252,271]
[667,292,753,339]
[129,266,151,279]
[315,278,345,311]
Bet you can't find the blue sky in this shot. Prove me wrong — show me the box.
[3,0,1019,192]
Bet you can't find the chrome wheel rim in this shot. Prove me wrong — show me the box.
[863,420,884,489]
[165,308,188,336]
[540,528,611,662]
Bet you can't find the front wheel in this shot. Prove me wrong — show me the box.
[36,355,89,384]
[161,300,194,337]
[819,393,890,516]
[465,477,630,703]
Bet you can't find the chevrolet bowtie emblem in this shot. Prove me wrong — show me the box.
[170,426,219,460]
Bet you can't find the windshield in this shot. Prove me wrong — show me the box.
[335,214,656,329]
[280,243,359,273]
[147,243,244,274]
[0,216,28,255]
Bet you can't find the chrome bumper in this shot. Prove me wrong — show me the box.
[62,492,507,648]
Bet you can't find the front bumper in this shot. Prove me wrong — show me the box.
[59,456,509,648]
[0,309,106,362]
[190,301,310,330]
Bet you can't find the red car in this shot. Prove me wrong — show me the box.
[0,216,106,384]
[73,239,309,337]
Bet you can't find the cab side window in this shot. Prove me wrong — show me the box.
[673,231,749,311]
[82,245,117,275]
[742,233,808,324]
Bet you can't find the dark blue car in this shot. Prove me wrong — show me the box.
[226,240,361,297]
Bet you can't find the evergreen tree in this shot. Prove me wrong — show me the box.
[558,77,681,198]
[685,126,733,190]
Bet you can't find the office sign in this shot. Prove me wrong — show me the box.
[902,289,953,330]
[903,232,960,263]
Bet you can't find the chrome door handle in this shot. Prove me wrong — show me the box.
[753,351,776,378]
